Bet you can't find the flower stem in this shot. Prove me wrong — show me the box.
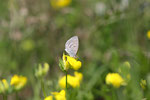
[112,88,117,100]
[41,79,46,98]
[15,92,19,100]
[66,71,68,89]
[3,94,7,100]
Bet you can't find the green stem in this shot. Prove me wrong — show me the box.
[16,92,19,100]
[3,94,7,100]
[66,71,68,89]
[112,88,117,100]
[65,71,68,100]
[41,79,46,98]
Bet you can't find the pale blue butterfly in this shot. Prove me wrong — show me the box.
[65,36,79,57]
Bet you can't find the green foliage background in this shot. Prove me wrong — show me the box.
[0,0,150,100]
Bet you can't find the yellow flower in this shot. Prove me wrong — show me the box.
[67,56,82,70]
[140,79,146,90]
[105,73,124,88]
[11,75,27,90]
[44,96,53,100]
[59,71,83,88]
[147,30,150,39]
[74,71,83,81]
[35,62,50,78]
[0,79,9,94]
[51,90,66,100]
[62,54,82,70]
[45,90,66,100]
[50,0,71,9]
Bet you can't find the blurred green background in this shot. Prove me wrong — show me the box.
[0,0,150,100]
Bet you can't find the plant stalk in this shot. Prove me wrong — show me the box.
[41,79,46,98]
[66,71,68,89]
[112,88,117,100]
[16,92,19,100]
[3,94,7,100]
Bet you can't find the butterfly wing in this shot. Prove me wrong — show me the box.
[65,36,79,57]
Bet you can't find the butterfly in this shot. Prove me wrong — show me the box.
[65,36,79,57]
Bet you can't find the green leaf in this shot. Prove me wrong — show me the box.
[59,59,65,71]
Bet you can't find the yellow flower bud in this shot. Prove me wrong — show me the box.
[62,54,70,70]
[140,79,146,90]
[0,81,4,93]
[2,79,9,91]
[0,79,9,94]
[43,63,50,75]
[124,61,131,69]
[35,62,50,78]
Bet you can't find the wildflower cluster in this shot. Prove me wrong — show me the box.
[0,75,27,99]
[58,53,83,88]
[44,36,83,100]
[35,59,83,100]
[44,53,82,100]
[11,75,27,90]
[35,62,50,98]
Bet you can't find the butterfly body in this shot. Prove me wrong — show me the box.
[65,36,79,57]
